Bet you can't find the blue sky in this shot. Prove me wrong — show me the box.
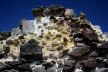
[0,0,108,32]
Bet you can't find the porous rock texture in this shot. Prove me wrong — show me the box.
[0,5,108,72]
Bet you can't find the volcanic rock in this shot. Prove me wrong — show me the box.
[68,46,90,58]
[80,12,86,19]
[20,39,43,61]
[63,60,76,72]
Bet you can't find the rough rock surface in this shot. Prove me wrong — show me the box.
[0,5,108,72]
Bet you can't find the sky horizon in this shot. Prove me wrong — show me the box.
[0,0,108,32]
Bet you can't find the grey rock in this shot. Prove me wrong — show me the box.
[98,68,108,72]
[68,46,90,58]
[80,12,86,19]
[22,20,35,34]
[11,28,21,36]
[20,39,43,60]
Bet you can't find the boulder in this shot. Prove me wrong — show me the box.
[80,12,86,19]
[20,39,43,61]
[68,46,90,58]
[63,60,76,72]
[73,32,84,43]
[83,59,97,68]
[0,62,11,71]
[43,5,65,17]
[65,9,76,17]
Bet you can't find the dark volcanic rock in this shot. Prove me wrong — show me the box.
[32,6,46,17]
[0,53,4,59]
[68,46,90,59]
[82,28,98,42]
[20,39,43,61]
[83,59,97,68]
[43,5,65,17]
[0,32,11,41]
[63,60,76,72]
[0,62,11,71]
[16,63,32,72]
[73,32,84,43]
[80,12,86,19]
[95,41,108,54]
[98,68,108,72]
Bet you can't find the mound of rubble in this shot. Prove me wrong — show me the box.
[0,5,108,72]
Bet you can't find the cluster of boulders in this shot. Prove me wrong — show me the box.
[0,5,108,72]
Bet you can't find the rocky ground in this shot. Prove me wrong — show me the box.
[0,5,108,72]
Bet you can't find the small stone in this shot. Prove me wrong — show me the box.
[0,62,11,71]
[6,40,13,45]
[17,63,32,71]
[98,68,108,72]
[83,59,97,68]
[13,39,19,46]
[3,45,10,54]
[65,9,76,17]
[80,19,91,28]
[89,51,98,57]
[57,46,63,51]
[73,32,84,43]
[63,60,76,72]
[80,12,86,19]
[52,41,59,47]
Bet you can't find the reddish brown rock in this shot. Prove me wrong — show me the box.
[83,59,97,68]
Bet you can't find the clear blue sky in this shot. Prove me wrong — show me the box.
[0,0,108,32]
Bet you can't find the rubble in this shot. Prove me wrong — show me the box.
[0,5,108,72]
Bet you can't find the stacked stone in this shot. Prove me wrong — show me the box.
[0,5,108,72]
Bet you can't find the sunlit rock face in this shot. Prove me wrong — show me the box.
[0,5,108,72]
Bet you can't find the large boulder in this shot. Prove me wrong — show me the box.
[43,5,65,17]
[20,39,43,61]
[68,46,90,59]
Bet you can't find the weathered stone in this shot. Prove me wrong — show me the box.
[20,39,43,60]
[0,53,4,59]
[80,12,86,19]
[11,28,21,36]
[3,45,10,54]
[89,51,98,57]
[1,69,19,72]
[43,5,65,17]
[65,9,76,17]
[73,32,84,43]
[13,39,19,46]
[22,20,35,34]
[82,28,98,42]
[0,32,11,41]
[96,41,108,54]
[52,41,59,47]
[6,40,13,45]
[68,46,90,58]
[16,63,32,72]
[0,62,11,71]
[50,16,57,23]
[57,46,63,51]
[63,60,76,72]
[32,6,45,17]
[83,59,97,68]
[98,68,108,72]
[80,19,91,28]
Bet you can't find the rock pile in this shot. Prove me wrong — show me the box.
[0,5,108,72]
